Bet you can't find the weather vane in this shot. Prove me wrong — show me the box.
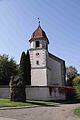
[37,18,40,26]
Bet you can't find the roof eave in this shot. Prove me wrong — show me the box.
[29,37,49,44]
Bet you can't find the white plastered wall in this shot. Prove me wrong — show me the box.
[30,49,46,68]
[47,56,62,86]
[31,68,47,86]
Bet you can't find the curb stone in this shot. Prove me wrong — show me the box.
[0,105,39,110]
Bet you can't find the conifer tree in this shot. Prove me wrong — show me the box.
[26,50,31,85]
[19,52,27,84]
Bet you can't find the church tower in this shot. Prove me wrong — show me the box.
[26,22,65,100]
[29,24,49,86]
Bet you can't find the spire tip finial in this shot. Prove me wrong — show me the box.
[37,18,40,26]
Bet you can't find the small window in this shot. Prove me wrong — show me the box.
[36,41,40,48]
[36,61,39,65]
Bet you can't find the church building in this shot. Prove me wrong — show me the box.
[26,23,66,100]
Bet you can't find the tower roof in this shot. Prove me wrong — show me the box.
[29,25,49,44]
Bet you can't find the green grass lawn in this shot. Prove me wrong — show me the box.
[0,99,56,108]
[0,99,34,108]
[74,107,80,118]
[0,99,79,108]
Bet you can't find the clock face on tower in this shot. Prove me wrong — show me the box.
[30,49,46,68]
[35,52,40,58]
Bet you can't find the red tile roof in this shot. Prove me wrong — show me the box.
[29,25,49,44]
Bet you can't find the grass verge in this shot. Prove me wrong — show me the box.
[0,99,33,108]
[74,107,80,118]
[0,99,56,108]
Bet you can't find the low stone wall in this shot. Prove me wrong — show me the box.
[26,86,66,100]
[0,85,66,100]
[0,85,10,99]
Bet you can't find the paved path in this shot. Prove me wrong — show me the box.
[0,103,80,120]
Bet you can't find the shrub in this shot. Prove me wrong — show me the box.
[73,76,80,86]
[73,76,80,99]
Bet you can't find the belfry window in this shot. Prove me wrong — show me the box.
[36,41,40,48]
[36,61,39,65]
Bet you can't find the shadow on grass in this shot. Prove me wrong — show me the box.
[25,101,60,107]
[48,99,80,104]
[25,98,80,107]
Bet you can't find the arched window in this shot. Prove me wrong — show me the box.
[36,41,40,48]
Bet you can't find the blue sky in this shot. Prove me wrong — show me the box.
[0,0,80,72]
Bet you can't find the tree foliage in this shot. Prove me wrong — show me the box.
[73,76,80,99]
[73,76,80,86]
[9,51,28,102]
[9,50,31,102]
[0,54,18,85]
[66,66,78,86]
[26,50,31,85]
[9,75,26,102]
[19,52,27,84]
[19,51,31,85]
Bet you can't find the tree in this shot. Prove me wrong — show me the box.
[19,51,31,85]
[0,54,18,85]
[12,51,27,102]
[19,52,27,84]
[66,66,78,86]
[9,75,26,102]
[10,51,28,102]
[26,50,31,85]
